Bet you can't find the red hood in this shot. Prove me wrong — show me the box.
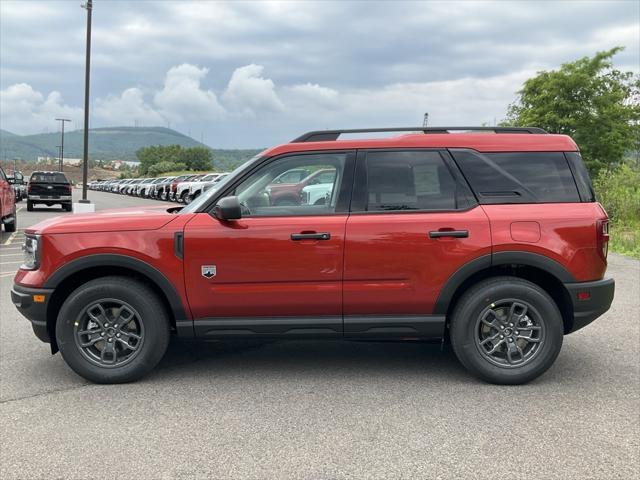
[26,206,179,235]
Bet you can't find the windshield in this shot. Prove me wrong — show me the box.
[179,153,265,214]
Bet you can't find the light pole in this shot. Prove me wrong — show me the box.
[80,0,93,204]
[55,118,70,171]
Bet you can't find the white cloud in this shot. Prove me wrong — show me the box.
[0,83,82,134]
[154,64,225,121]
[94,87,165,127]
[222,64,284,117]
[285,83,340,110]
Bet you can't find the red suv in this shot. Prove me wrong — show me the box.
[11,127,614,384]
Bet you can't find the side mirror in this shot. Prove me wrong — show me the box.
[214,196,242,221]
[7,178,15,184]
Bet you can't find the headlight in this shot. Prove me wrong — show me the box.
[21,235,41,270]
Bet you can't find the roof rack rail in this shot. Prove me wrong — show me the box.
[291,126,548,143]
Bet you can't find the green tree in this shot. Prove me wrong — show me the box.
[136,144,183,174]
[504,47,640,173]
[180,146,213,170]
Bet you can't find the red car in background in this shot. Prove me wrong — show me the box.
[0,166,17,232]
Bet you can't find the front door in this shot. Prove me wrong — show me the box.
[183,151,355,338]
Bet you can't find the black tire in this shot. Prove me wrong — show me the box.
[450,276,563,385]
[56,276,170,384]
[26,200,33,212]
[4,211,16,232]
[63,203,72,212]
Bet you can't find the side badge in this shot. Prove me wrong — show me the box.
[201,265,216,279]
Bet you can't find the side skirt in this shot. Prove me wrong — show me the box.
[190,315,446,340]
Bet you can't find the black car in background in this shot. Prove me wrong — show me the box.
[27,171,73,212]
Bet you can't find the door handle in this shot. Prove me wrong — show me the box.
[291,232,331,241]
[429,230,469,239]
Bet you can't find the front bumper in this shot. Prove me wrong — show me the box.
[564,277,615,333]
[11,284,54,343]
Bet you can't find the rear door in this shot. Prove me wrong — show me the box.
[343,149,491,337]
[183,151,355,338]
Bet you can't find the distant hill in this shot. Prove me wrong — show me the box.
[0,126,209,162]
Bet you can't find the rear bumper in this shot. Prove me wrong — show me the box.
[11,284,54,343]
[28,195,72,201]
[564,278,615,333]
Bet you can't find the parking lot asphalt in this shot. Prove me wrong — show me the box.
[1,190,639,479]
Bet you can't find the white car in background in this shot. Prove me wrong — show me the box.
[174,174,210,203]
[301,182,334,206]
[187,173,229,203]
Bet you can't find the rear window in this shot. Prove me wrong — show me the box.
[30,172,69,183]
[451,151,580,203]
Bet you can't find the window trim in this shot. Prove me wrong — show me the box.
[349,148,478,215]
[204,149,357,219]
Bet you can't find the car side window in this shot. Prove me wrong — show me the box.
[230,153,347,217]
[363,151,458,211]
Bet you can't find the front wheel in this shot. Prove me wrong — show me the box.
[56,276,170,383]
[450,276,563,385]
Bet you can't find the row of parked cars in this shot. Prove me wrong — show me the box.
[88,172,230,204]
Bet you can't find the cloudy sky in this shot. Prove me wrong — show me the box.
[1,0,638,148]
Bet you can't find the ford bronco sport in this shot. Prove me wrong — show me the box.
[11,127,615,384]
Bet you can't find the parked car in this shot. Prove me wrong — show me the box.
[7,171,27,201]
[137,178,162,197]
[149,177,175,199]
[301,182,333,206]
[26,171,72,212]
[174,174,206,203]
[0,166,17,232]
[11,126,614,385]
[167,175,197,201]
[197,173,230,199]
[267,168,337,206]
[123,179,142,195]
[186,173,225,203]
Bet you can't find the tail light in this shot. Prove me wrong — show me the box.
[27,183,32,193]
[171,181,178,192]
[597,219,609,260]
[67,184,72,194]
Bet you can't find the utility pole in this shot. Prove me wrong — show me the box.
[80,0,93,204]
[56,146,62,168]
[55,118,70,171]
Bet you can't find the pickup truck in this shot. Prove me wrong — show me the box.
[0,166,17,232]
[27,171,73,212]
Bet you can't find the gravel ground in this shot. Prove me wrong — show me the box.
[1,190,638,479]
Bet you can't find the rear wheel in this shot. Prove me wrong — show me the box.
[450,276,563,385]
[63,203,72,212]
[26,200,33,211]
[56,276,170,383]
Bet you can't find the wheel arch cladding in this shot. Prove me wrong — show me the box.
[44,254,187,353]
[436,252,576,334]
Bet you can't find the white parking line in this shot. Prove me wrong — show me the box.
[0,253,23,257]
[2,232,17,245]
[0,261,23,265]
